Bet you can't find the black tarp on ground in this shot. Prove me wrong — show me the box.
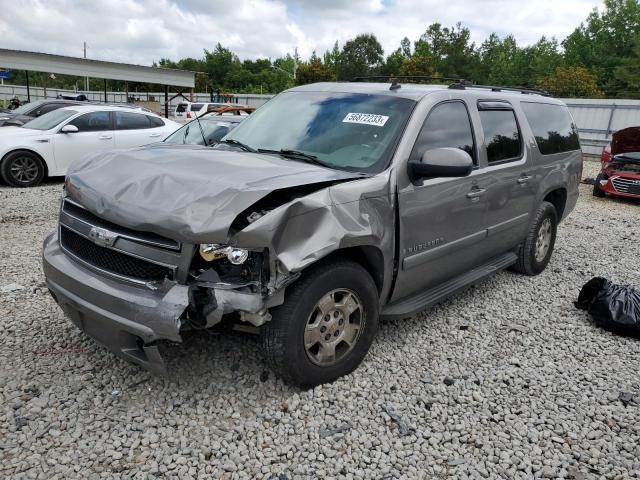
[575,277,640,337]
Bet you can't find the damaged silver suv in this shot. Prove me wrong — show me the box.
[43,81,582,387]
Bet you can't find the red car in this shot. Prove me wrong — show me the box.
[594,126,640,199]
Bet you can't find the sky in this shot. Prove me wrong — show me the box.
[0,0,605,66]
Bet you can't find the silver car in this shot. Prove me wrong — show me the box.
[42,81,582,387]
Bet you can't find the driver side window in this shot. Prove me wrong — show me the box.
[410,101,476,164]
[68,111,112,132]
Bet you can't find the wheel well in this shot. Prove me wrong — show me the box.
[320,246,385,295]
[544,188,567,220]
[2,149,49,177]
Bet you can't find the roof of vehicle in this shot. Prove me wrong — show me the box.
[289,82,565,104]
[58,104,164,116]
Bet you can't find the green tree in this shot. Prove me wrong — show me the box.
[337,34,384,80]
[536,67,604,97]
[399,55,437,78]
[563,0,640,95]
[381,37,412,76]
[415,22,478,79]
[323,41,341,76]
[296,57,336,85]
[614,33,640,97]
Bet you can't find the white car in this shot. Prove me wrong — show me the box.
[0,105,180,187]
[173,102,236,123]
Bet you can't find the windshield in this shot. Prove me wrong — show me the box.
[164,119,237,146]
[13,101,44,115]
[222,91,415,173]
[21,109,78,131]
[176,103,188,113]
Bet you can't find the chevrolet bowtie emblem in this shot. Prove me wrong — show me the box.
[88,226,118,248]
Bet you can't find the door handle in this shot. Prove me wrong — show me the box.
[99,135,113,140]
[466,188,486,199]
[149,133,162,138]
[517,175,532,184]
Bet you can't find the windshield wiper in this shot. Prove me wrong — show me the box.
[218,138,256,152]
[257,148,332,168]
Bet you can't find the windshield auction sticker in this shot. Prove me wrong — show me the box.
[343,112,389,127]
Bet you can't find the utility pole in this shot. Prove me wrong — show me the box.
[293,47,298,81]
[83,42,89,91]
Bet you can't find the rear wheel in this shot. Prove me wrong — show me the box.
[1,151,45,187]
[512,201,558,276]
[593,173,606,197]
[261,259,379,388]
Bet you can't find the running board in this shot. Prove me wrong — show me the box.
[380,252,518,320]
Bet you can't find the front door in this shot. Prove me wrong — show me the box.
[53,111,114,174]
[392,100,492,302]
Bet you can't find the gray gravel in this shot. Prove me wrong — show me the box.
[1,161,639,479]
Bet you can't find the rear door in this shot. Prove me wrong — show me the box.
[475,101,537,256]
[392,100,493,301]
[113,111,163,148]
[53,111,114,173]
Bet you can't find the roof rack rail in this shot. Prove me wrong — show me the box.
[350,75,551,96]
[449,81,550,96]
[351,75,467,91]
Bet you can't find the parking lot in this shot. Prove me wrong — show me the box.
[0,160,638,479]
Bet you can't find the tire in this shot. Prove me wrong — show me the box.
[261,259,379,388]
[512,201,558,276]
[592,173,606,197]
[1,150,46,187]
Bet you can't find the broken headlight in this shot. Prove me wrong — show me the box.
[199,244,249,265]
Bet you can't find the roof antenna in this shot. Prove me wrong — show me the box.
[389,78,401,90]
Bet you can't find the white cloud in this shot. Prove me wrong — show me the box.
[0,0,603,66]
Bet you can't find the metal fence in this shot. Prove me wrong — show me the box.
[561,98,640,157]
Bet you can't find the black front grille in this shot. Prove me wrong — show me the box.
[60,227,173,282]
[62,200,180,250]
[612,178,640,195]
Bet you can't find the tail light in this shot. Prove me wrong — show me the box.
[186,112,192,119]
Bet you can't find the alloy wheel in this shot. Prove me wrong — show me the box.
[9,156,39,184]
[304,289,364,367]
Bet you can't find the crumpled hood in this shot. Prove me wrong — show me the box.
[65,144,365,243]
[611,126,640,156]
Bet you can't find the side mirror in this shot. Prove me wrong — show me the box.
[60,124,79,134]
[408,147,473,181]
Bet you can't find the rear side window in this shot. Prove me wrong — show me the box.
[147,115,165,127]
[190,103,204,111]
[37,103,64,116]
[69,111,112,132]
[521,102,580,155]
[411,101,476,164]
[115,112,151,130]
[478,106,521,164]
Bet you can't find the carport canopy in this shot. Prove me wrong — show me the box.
[0,48,196,117]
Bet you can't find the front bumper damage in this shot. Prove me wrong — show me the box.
[42,232,267,374]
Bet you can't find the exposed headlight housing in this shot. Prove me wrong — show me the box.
[199,244,249,265]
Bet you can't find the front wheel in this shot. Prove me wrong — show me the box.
[512,201,558,276]
[1,151,46,187]
[261,259,379,388]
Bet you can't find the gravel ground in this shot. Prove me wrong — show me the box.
[1,161,639,480]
